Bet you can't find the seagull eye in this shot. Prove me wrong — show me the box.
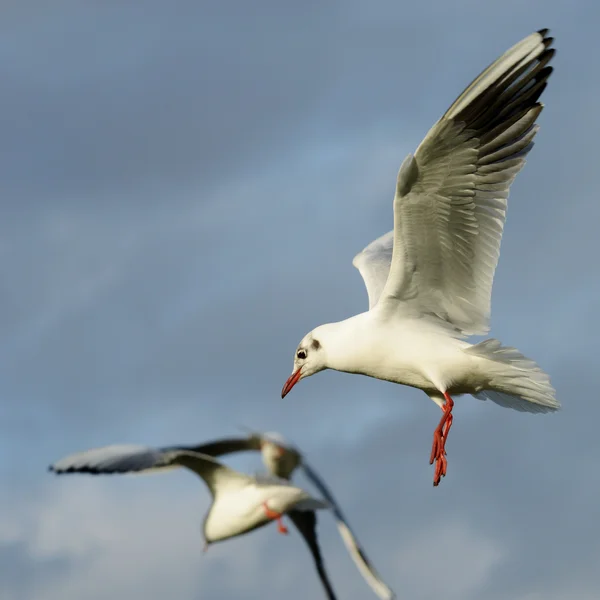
[296,349,307,360]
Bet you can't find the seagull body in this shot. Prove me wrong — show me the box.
[49,432,395,600]
[202,473,317,542]
[282,29,560,486]
[310,314,475,393]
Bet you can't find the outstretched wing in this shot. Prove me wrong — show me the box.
[352,231,394,310]
[49,444,179,475]
[301,462,395,599]
[359,30,554,335]
[49,445,250,498]
[49,434,262,476]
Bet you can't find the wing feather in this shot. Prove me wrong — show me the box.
[49,445,250,497]
[370,29,555,334]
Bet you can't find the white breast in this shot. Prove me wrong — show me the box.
[328,310,472,391]
[204,483,306,542]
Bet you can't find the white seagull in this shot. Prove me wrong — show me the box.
[282,29,559,486]
[50,448,337,599]
[49,431,395,600]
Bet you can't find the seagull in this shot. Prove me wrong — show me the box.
[49,431,395,600]
[282,29,560,486]
[49,448,336,599]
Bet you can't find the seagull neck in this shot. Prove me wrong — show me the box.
[319,313,372,374]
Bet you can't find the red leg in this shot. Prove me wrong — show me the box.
[429,392,454,487]
[262,502,288,534]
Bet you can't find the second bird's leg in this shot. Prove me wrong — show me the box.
[429,392,455,486]
[262,501,288,534]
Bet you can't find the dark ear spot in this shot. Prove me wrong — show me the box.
[311,339,321,350]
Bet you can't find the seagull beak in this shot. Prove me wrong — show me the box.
[281,368,302,398]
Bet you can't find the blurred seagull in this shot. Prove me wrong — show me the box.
[282,29,559,486]
[50,447,337,599]
[50,431,394,599]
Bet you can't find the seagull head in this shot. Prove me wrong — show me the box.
[260,438,287,472]
[281,329,327,398]
[260,432,288,458]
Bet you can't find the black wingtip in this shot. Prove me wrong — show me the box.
[540,65,554,81]
[536,29,554,50]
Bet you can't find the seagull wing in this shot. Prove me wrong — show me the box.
[301,461,395,599]
[288,510,337,600]
[356,30,554,335]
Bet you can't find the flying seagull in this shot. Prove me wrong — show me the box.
[184,430,395,599]
[49,431,395,599]
[282,29,559,486]
[50,448,336,599]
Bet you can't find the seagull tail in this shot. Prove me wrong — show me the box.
[465,339,560,413]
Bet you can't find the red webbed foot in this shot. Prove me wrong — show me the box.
[263,502,289,534]
[429,392,454,486]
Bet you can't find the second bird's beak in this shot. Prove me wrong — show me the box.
[281,368,302,398]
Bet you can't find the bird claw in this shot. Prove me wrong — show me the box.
[263,501,288,535]
[431,434,448,486]
[430,394,454,486]
[432,451,447,486]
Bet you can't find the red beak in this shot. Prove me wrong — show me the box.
[281,368,302,398]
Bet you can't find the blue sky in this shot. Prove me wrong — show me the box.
[1,1,599,599]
